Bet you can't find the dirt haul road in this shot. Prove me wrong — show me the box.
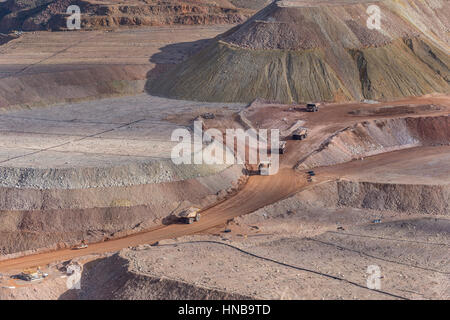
[0,147,448,273]
[0,96,448,272]
[0,168,306,272]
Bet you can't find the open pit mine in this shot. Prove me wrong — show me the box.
[0,0,448,301]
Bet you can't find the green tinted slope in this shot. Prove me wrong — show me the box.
[351,38,449,100]
[150,42,354,103]
[149,38,449,103]
[148,0,449,103]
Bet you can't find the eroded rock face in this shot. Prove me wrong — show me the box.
[149,0,450,103]
[68,251,251,300]
[0,165,245,255]
[0,0,267,33]
[297,116,450,169]
[0,33,16,45]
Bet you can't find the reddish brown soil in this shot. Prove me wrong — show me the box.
[0,0,259,33]
[0,95,448,273]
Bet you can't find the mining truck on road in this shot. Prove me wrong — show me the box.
[177,207,202,224]
[292,127,308,140]
[306,103,319,112]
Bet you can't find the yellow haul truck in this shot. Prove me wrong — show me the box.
[177,207,202,224]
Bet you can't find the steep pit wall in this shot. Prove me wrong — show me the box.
[235,179,449,237]
[0,0,254,33]
[291,115,450,216]
[336,180,450,215]
[295,180,450,216]
[0,164,245,255]
[297,116,449,170]
[149,0,450,103]
[0,65,147,111]
[0,250,251,300]
[0,157,236,190]
[63,251,251,300]
[0,33,16,45]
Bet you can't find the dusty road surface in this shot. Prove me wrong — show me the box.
[0,168,306,272]
[0,0,261,34]
[0,95,448,273]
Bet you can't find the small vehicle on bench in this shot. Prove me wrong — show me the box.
[73,240,88,250]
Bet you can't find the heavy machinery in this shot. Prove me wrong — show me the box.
[306,103,319,112]
[17,268,48,282]
[307,170,316,183]
[292,127,308,140]
[177,207,201,224]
